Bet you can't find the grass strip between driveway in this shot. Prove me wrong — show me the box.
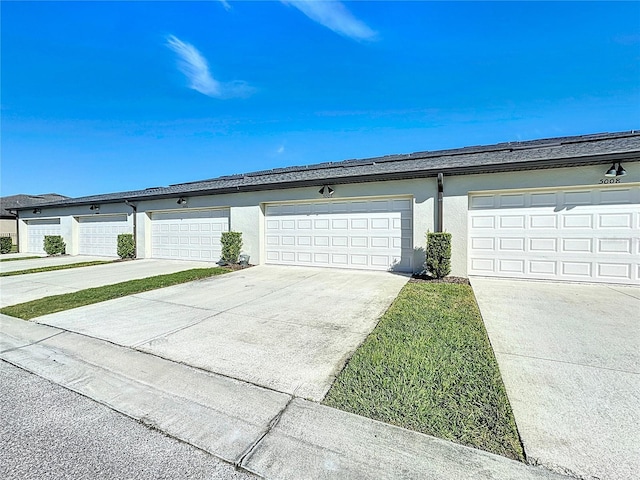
[323,282,525,462]
[0,256,43,262]
[0,267,230,320]
[0,260,116,277]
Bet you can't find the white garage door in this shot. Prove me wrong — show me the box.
[151,209,229,261]
[468,185,640,284]
[78,215,131,257]
[265,197,413,272]
[27,218,61,254]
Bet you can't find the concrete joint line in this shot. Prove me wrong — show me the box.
[236,395,294,467]
[6,335,207,419]
[606,285,640,301]
[0,330,64,355]
[24,279,80,289]
[130,313,221,348]
[58,353,264,427]
[133,273,324,348]
[498,351,640,375]
[133,348,297,399]
[528,456,586,480]
[128,295,215,313]
[13,323,280,403]
[130,271,321,331]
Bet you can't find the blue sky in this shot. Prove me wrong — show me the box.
[2,1,639,198]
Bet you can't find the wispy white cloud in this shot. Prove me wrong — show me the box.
[282,1,377,41]
[166,35,254,99]
[166,35,220,97]
[277,144,285,154]
[218,0,231,12]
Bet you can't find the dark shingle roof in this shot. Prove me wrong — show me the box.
[19,131,640,209]
[1,194,69,216]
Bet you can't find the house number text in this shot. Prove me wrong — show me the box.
[599,178,621,184]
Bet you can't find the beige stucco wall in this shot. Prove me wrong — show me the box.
[17,160,639,275]
[0,218,18,236]
[134,178,436,270]
[0,218,18,246]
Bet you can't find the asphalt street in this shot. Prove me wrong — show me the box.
[0,360,255,480]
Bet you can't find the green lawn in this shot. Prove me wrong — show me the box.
[0,255,41,262]
[0,267,230,320]
[323,282,524,461]
[0,260,115,276]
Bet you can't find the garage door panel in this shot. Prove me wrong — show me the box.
[151,209,228,262]
[599,213,632,228]
[393,198,412,210]
[332,236,347,247]
[469,186,640,284]
[78,215,130,257]
[499,194,525,208]
[498,259,525,274]
[332,253,348,265]
[27,219,62,254]
[471,195,494,209]
[265,198,413,272]
[562,262,592,277]
[563,214,592,228]
[530,238,557,252]
[470,258,494,273]
[600,188,633,204]
[314,236,329,247]
[530,260,556,275]
[598,263,631,280]
[472,215,495,229]
[531,192,556,206]
[530,215,557,228]
[598,238,631,254]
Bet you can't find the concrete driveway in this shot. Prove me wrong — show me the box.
[471,278,640,480]
[0,258,217,308]
[34,265,409,401]
[0,254,112,274]
[0,252,46,261]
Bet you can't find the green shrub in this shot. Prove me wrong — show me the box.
[117,234,136,259]
[221,231,242,264]
[44,235,66,255]
[0,237,12,254]
[425,232,451,279]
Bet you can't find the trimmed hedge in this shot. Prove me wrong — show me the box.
[117,234,136,259]
[221,231,243,264]
[44,235,66,255]
[425,232,451,279]
[0,237,12,254]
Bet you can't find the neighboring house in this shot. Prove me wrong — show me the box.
[14,131,640,284]
[0,193,69,250]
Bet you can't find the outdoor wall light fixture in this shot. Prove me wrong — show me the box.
[604,163,627,177]
[177,197,188,205]
[32,208,42,214]
[89,204,100,212]
[318,185,334,198]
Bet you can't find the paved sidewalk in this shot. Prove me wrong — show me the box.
[472,277,640,480]
[0,258,217,307]
[1,315,567,480]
